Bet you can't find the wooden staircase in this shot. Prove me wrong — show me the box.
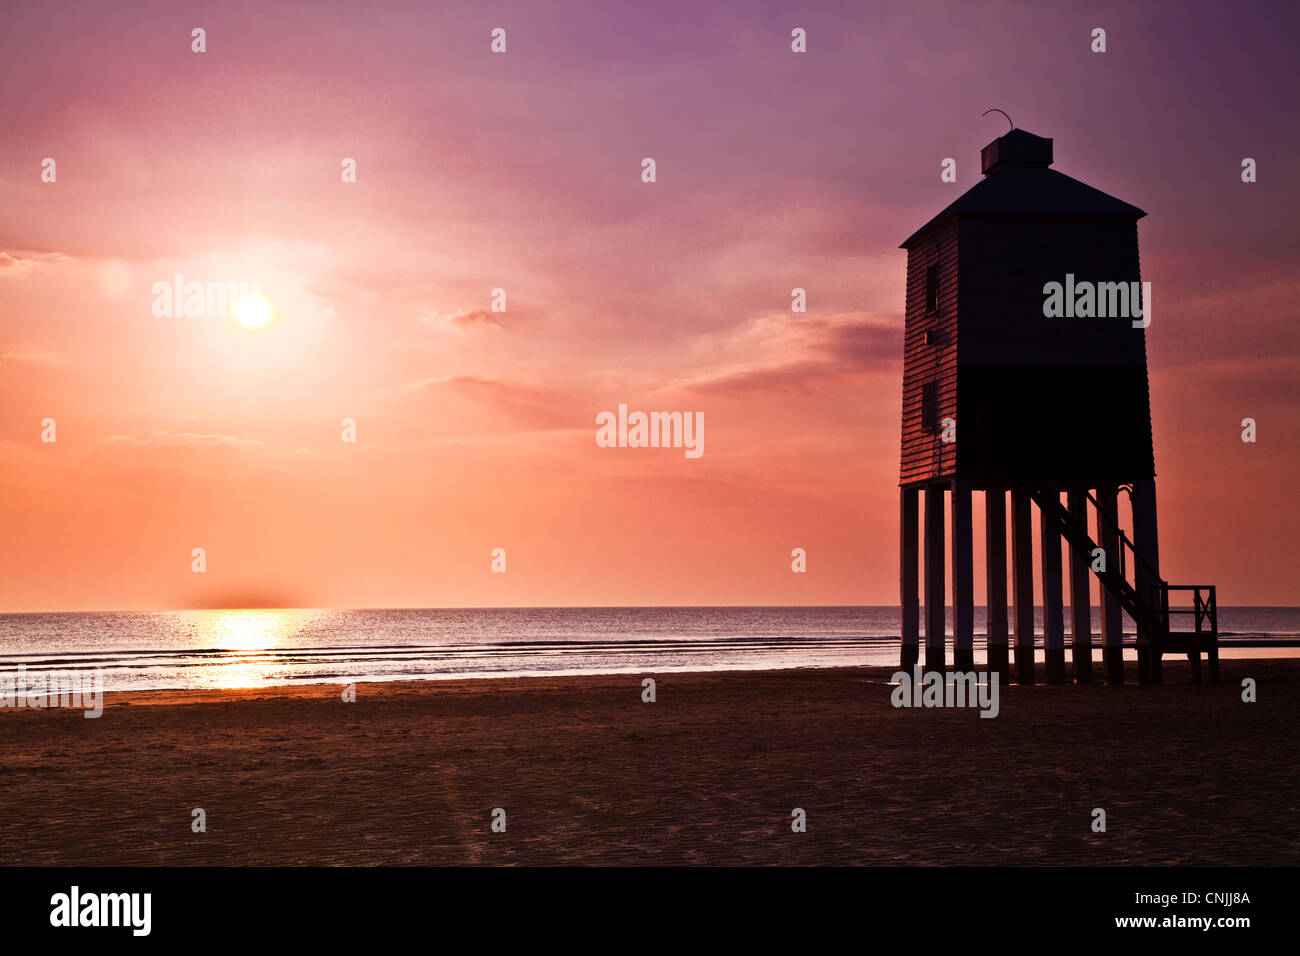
[1027,484,1219,684]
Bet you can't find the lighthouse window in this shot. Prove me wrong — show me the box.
[921,381,939,432]
[925,265,939,314]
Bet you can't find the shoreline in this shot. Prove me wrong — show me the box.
[2,659,1296,865]
[89,647,1300,701]
[10,642,1300,700]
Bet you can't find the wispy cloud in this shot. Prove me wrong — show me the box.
[0,251,66,279]
[418,307,502,333]
[102,431,264,448]
[415,375,574,429]
[0,346,59,367]
[679,312,899,395]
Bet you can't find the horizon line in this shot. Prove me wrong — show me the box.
[2,603,1297,615]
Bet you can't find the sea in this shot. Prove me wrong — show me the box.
[0,606,1297,693]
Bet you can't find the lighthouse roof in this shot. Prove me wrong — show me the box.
[900,129,1146,249]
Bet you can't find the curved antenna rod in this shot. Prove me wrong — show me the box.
[982,108,1013,132]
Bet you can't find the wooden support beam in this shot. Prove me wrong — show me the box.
[1207,592,1220,684]
[951,480,975,671]
[1011,487,1036,685]
[1095,483,1125,685]
[924,484,946,673]
[1132,479,1163,684]
[900,487,919,671]
[985,487,1010,680]
[1067,488,1094,684]
[1039,490,1067,684]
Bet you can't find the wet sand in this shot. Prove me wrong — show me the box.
[1,659,1296,865]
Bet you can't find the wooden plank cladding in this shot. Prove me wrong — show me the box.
[899,218,959,485]
[898,127,1153,488]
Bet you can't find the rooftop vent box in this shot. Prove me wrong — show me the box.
[981,129,1053,175]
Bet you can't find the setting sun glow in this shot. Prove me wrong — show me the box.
[233,292,275,329]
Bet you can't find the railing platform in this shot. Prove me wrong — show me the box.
[1029,484,1219,686]
[1146,583,1219,684]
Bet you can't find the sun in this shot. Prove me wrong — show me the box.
[232,292,275,329]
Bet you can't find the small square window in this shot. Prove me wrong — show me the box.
[925,264,939,314]
[921,381,940,432]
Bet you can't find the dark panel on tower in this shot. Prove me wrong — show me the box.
[898,129,1155,489]
[899,217,959,485]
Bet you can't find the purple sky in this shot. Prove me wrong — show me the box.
[1,0,1297,609]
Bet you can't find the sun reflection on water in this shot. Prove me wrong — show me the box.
[197,608,308,650]
[190,609,317,688]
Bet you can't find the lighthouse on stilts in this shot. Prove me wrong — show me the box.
[896,127,1218,686]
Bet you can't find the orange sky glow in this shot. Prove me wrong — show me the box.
[1,1,1297,611]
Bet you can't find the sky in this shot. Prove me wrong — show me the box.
[1,0,1297,611]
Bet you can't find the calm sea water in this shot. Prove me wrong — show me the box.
[0,606,1296,693]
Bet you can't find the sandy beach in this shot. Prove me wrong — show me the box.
[1,659,1296,866]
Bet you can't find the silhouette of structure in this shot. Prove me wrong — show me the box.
[897,128,1217,685]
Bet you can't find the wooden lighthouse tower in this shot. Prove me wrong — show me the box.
[897,128,1218,685]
